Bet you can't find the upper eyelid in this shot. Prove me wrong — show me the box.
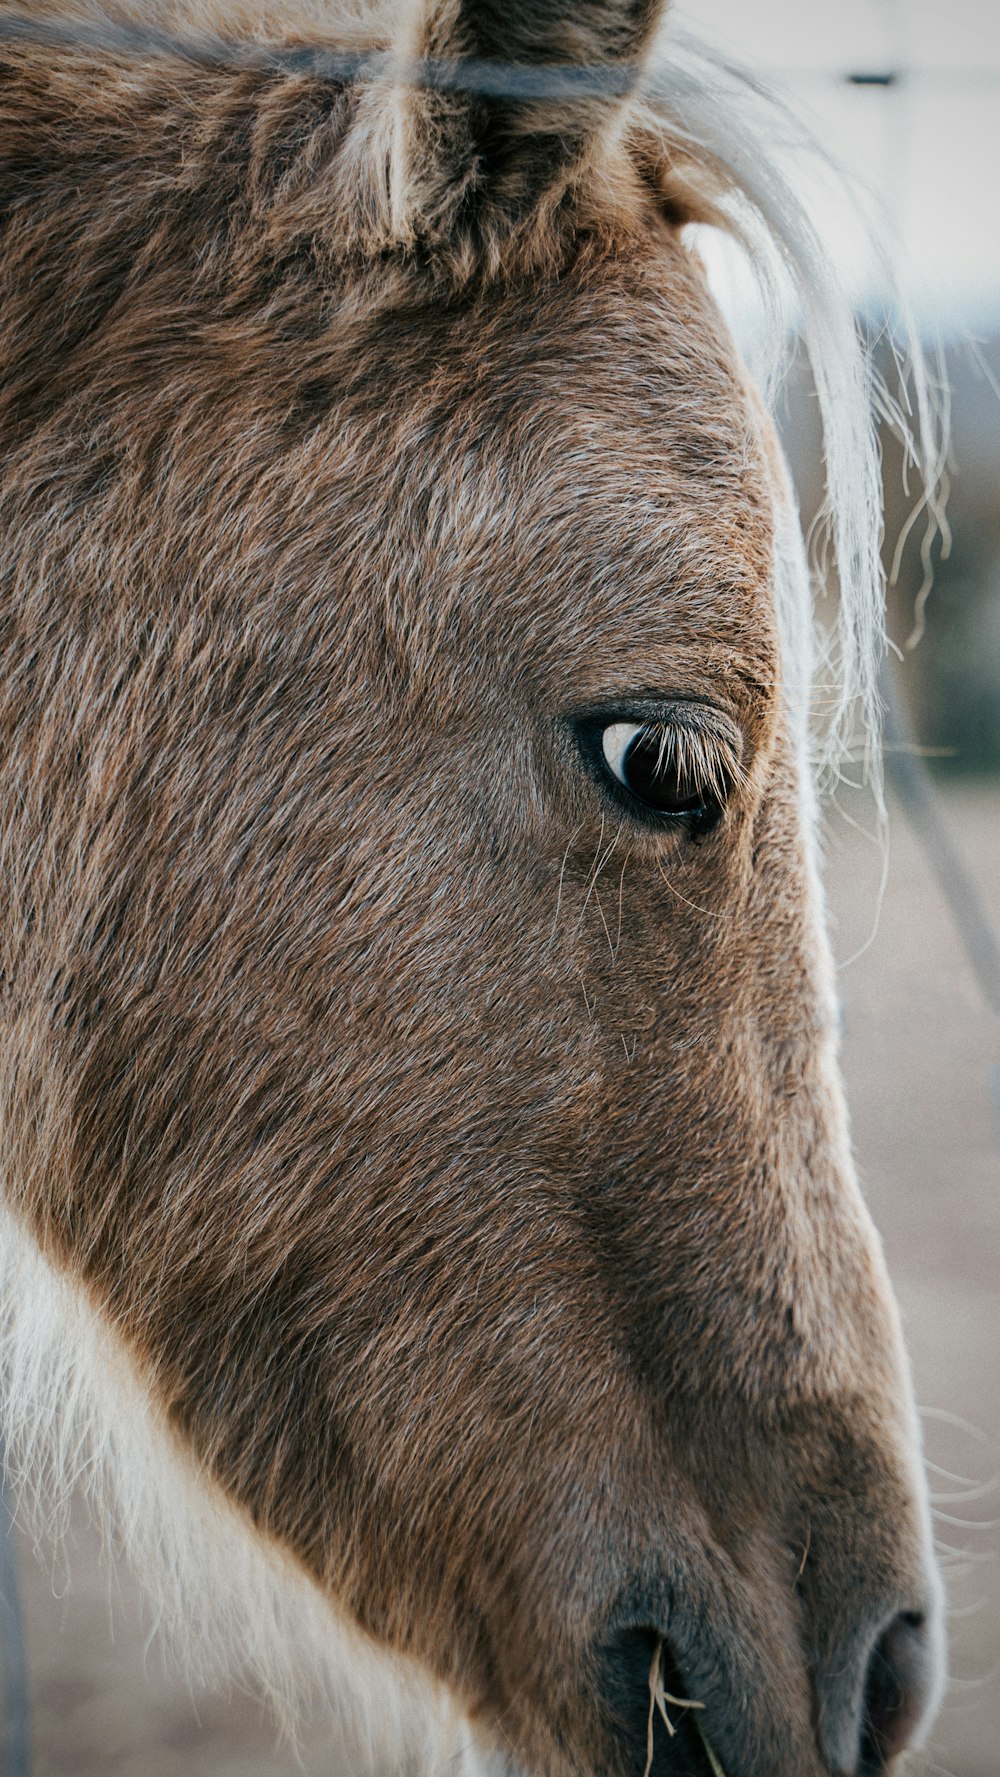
[572,694,743,740]
[576,705,747,775]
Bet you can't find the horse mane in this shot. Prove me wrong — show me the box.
[631,26,945,793]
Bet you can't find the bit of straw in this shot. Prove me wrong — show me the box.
[694,1716,729,1777]
[644,1637,710,1777]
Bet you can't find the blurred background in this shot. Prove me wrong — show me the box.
[2,3,998,1775]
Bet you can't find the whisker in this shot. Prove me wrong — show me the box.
[614,851,629,958]
[654,856,724,921]
[938,1666,999,1694]
[920,1406,990,1443]
[578,817,621,923]
[929,1480,999,1505]
[932,1539,995,1565]
[930,1509,1000,1531]
[547,826,580,953]
[592,883,617,967]
[927,1458,995,1489]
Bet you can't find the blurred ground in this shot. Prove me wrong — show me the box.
[827,780,999,1777]
[4,782,999,1777]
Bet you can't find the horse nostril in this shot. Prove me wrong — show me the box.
[859,1611,933,1773]
[818,1600,942,1776]
[596,1626,717,1777]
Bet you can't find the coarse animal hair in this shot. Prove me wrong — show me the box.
[0,0,945,779]
[0,3,946,1774]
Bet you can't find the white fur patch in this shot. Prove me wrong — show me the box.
[0,1207,511,1776]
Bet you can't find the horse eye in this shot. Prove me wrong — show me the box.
[600,722,724,831]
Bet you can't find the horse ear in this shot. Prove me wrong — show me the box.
[359,0,671,254]
[406,0,667,69]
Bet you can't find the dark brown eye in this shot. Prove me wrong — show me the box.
[600,722,725,832]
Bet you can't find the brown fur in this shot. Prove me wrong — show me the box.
[0,4,940,1773]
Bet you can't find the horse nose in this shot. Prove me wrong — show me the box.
[817,1604,943,1775]
[595,1600,942,1777]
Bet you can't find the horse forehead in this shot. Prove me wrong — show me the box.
[347,235,758,483]
[349,266,777,665]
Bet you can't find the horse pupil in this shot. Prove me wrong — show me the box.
[623,731,705,816]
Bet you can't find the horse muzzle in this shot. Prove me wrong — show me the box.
[594,1582,943,1777]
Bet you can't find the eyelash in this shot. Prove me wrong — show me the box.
[575,711,745,835]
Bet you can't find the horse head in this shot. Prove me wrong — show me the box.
[0,2,942,1772]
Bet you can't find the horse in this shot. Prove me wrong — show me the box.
[0,2,945,1773]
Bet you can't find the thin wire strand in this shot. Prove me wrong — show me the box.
[1,9,999,95]
[0,9,650,92]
